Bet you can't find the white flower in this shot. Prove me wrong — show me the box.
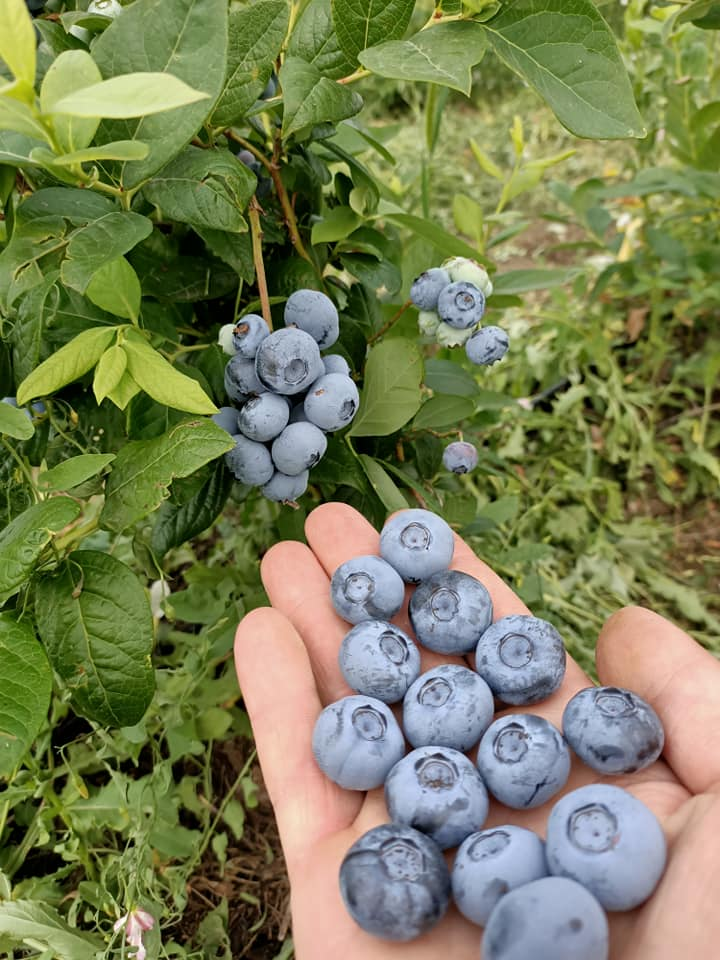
[114,909,155,960]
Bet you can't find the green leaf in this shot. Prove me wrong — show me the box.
[469,137,504,179]
[122,333,218,414]
[0,97,51,144]
[383,211,485,261]
[288,0,355,80]
[101,419,234,531]
[0,616,52,776]
[492,267,578,294]
[93,344,128,404]
[143,147,254,233]
[412,394,475,429]
[424,358,478,397]
[195,227,255,283]
[0,0,36,91]
[0,129,46,166]
[39,51,103,153]
[0,901,103,959]
[107,369,141,410]
[0,498,80,604]
[359,454,408,512]
[349,337,423,437]
[16,186,117,224]
[16,326,116,404]
[332,0,416,63]
[50,140,150,166]
[676,0,720,29]
[280,57,364,139]
[0,401,34,440]
[49,72,210,119]
[359,21,488,95]
[61,212,153,293]
[91,0,229,188]
[35,551,155,727]
[484,0,645,139]
[37,454,115,492]
[151,458,233,556]
[211,0,290,127]
[86,257,141,322]
[311,205,362,243]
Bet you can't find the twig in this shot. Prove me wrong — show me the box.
[368,299,413,345]
[248,198,273,329]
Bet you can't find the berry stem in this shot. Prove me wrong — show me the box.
[248,198,273,330]
[367,299,413,345]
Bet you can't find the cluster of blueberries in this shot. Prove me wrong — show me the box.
[215,291,359,502]
[312,509,667,959]
[412,258,510,480]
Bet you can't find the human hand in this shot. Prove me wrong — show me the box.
[234,503,720,959]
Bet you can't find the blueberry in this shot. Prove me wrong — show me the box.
[224,354,263,402]
[330,555,405,625]
[224,434,274,486]
[466,326,509,366]
[475,615,566,706]
[409,569,492,654]
[410,268,451,311]
[483,877,608,960]
[562,686,664,775]
[443,257,493,297]
[545,783,667,911]
[379,509,455,585]
[211,406,240,435]
[261,73,278,100]
[218,323,237,356]
[2,397,18,406]
[339,620,421,703]
[402,664,494,752]
[452,826,548,927]
[271,421,327,475]
[303,373,359,432]
[476,714,570,809]
[384,746,489,850]
[261,469,309,503]
[417,310,441,337]
[235,149,261,176]
[237,392,289,442]
[255,328,323,396]
[312,695,405,790]
[442,441,479,475]
[88,0,123,16]
[25,0,46,13]
[232,314,269,358]
[339,824,450,941]
[437,281,486,330]
[322,353,350,376]
[284,289,339,350]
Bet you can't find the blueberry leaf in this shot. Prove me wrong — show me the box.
[288,0,355,80]
[332,0,416,64]
[16,326,117,404]
[412,395,476,430]
[349,337,423,437]
[0,616,52,777]
[280,57,364,138]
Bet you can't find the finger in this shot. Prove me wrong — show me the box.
[260,540,354,703]
[596,605,720,795]
[234,607,362,870]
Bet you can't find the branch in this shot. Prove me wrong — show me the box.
[248,197,272,329]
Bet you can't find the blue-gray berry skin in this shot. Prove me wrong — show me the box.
[224,354,263,402]
[442,441,478,475]
[562,686,664,775]
[255,328,323,395]
[224,434,274,486]
[475,615,566,706]
[385,746,489,850]
[410,267,451,311]
[339,620,421,704]
[284,289,339,350]
[271,421,327,475]
[483,877,609,960]
[452,826,548,927]
[403,665,494,752]
[476,714,571,810]
[437,281,486,329]
[312,695,405,790]
[211,406,240,435]
[330,555,405,625]
[409,569,492,655]
[466,326,509,366]
[261,469,309,503]
[545,783,667,911]
[232,314,269,358]
[379,509,455,585]
[303,373,359,431]
[237,392,289,442]
[322,353,350,376]
[339,824,450,941]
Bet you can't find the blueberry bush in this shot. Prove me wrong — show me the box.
[0,0,716,956]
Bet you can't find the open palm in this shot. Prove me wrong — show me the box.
[234,503,720,959]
